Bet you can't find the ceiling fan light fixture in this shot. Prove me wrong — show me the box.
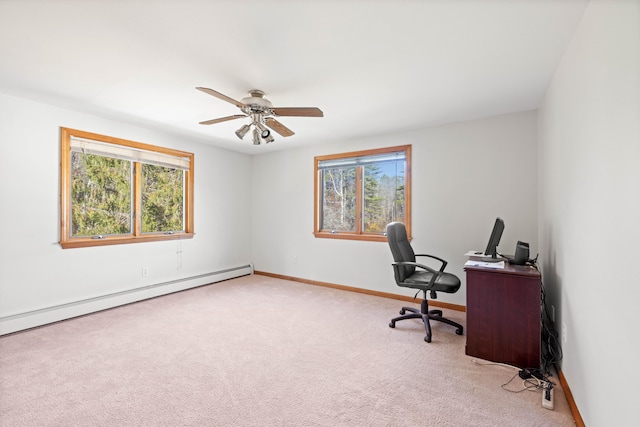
[235,124,251,140]
[264,133,275,144]
[255,122,271,139]
[252,128,261,145]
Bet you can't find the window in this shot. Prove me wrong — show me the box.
[60,127,194,248]
[314,145,411,242]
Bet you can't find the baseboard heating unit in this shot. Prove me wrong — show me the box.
[0,264,252,336]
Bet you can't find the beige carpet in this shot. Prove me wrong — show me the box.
[0,274,575,426]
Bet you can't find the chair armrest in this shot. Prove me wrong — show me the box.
[393,261,439,276]
[392,261,441,288]
[415,254,448,272]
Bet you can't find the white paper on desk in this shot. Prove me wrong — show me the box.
[465,250,486,257]
[464,260,505,269]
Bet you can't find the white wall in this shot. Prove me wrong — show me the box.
[0,93,253,334]
[538,0,640,425]
[251,111,538,306]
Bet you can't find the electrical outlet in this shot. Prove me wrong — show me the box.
[562,322,567,344]
[142,267,149,277]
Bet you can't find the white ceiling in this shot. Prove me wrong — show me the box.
[0,0,589,154]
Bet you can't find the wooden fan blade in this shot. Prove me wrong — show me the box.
[265,117,295,137]
[199,115,246,125]
[196,87,245,108]
[271,107,324,117]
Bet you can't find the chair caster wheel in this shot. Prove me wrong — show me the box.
[389,322,395,328]
[456,329,463,335]
[424,336,431,343]
[399,309,405,315]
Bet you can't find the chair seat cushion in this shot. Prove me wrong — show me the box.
[402,271,461,293]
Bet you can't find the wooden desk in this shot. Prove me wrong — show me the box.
[464,260,541,369]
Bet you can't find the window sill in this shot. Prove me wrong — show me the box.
[60,232,195,249]
[313,232,389,242]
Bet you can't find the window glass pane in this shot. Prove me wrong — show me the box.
[321,167,356,232]
[363,160,405,233]
[141,164,184,233]
[71,152,132,237]
[314,145,410,241]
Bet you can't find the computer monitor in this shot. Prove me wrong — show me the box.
[483,217,505,262]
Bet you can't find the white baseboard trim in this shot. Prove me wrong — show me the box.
[0,265,252,336]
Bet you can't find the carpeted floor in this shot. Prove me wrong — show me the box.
[0,274,575,426]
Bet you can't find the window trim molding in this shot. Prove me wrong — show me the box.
[60,127,194,249]
[314,144,411,242]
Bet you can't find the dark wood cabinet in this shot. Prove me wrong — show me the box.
[465,263,541,369]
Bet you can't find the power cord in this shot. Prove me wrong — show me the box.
[471,359,556,409]
[501,368,555,394]
[540,280,563,374]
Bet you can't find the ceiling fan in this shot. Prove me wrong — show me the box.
[196,87,323,144]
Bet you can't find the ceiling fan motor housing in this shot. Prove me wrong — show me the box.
[241,90,273,115]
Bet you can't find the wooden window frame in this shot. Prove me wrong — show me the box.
[314,145,411,242]
[60,127,194,249]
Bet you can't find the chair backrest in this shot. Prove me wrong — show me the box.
[386,222,416,282]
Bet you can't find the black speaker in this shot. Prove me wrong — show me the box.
[512,241,530,265]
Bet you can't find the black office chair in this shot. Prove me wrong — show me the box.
[386,222,464,342]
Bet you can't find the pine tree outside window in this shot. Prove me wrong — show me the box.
[314,145,411,242]
[60,128,194,248]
